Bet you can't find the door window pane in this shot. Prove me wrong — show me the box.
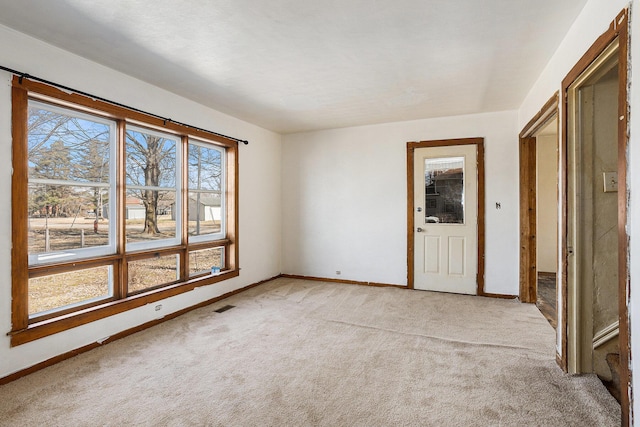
[424,157,464,224]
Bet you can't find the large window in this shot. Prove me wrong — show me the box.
[11,77,239,346]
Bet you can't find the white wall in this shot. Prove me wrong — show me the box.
[0,25,282,378]
[518,0,630,129]
[518,0,638,422]
[282,111,519,295]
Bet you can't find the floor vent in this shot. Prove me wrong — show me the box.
[214,305,235,313]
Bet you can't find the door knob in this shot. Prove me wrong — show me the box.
[417,227,424,232]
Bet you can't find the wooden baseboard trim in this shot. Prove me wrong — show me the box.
[0,274,280,386]
[281,275,519,300]
[280,274,406,289]
[478,291,518,300]
[556,352,563,370]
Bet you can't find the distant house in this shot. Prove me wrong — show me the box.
[172,194,221,223]
[102,197,146,220]
[425,168,464,223]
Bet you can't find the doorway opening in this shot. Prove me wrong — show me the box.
[534,118,559,329]
[561,8,629,422]
[567,37,621,394]
[519,93,559,319]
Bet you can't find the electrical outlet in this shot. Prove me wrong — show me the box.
[336,270,341,275]
[155,304,162,311]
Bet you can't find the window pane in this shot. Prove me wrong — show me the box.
[187,192,222,237]
[29,265,113,316]
[125,127,179,249]
[188,140,224,242]
[125,128,177,188]
[125,190,177,244]
[188,143,222,191]
[128,254,180,294]
[189,247,224,277]
[28,103,111,185]
[28,183,113,264]
[424,157,464,224]
[27,101,115,265]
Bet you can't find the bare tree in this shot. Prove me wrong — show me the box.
[77,139,110,219]
[28,107,110,219]
[29,104,177,238]
[126,131,176,235]
[188,144,222,234]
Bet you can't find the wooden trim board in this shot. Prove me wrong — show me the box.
[614,10,631,426]
[280,274,514,299]
[519,92,559,139]
[280,274,406,289]
[519,136,538,304]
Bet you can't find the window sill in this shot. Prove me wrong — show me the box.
[9,269,239,347]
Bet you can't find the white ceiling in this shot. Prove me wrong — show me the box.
[0,0,587,134]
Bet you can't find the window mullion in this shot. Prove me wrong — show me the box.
[227,144,238,271]
[116,119,127,299]
[181,135,189,280]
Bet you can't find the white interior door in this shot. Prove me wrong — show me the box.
[413,144,478,294]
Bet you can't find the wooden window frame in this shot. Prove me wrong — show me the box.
[10,77,240,346]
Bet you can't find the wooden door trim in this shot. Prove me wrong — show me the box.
[519,136,538,304]
[406,138,485,295]
[520,92,559,139]
[560,8,630,425]
[519,92,559,304]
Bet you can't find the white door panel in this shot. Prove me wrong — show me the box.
[423,235,440,273]
[448,236,465,276]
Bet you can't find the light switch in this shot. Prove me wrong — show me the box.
[603,172,618,193]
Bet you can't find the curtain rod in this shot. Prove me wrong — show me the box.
[0,64,249,145]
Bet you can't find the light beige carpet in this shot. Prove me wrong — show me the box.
[0,277,620,426]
